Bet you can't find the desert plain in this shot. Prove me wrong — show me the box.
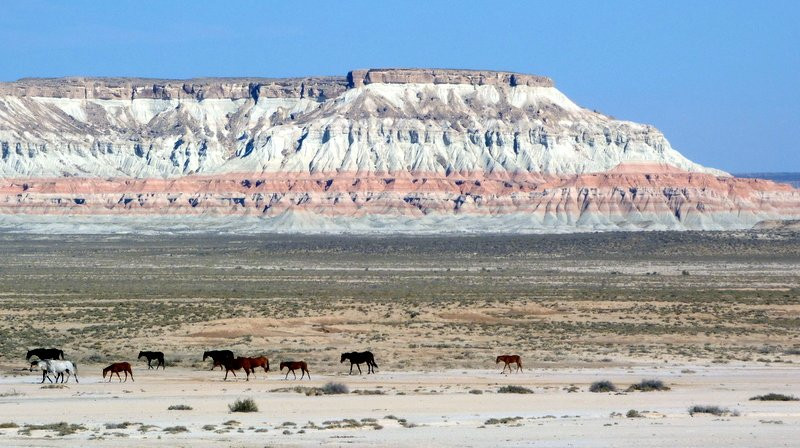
[0,231,798,447]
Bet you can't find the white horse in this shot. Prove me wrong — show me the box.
[30,360,79,383]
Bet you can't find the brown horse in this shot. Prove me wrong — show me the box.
[496,355,523,373]
[222,357,256,381]
[280,361,310,380]
[242,356,269,377]
[103,362,134,382]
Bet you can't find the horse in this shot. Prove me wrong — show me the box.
[241,356,270,377]
[30,360,78,383]
[222,357,255,381]
[496,354,523,373]
[103,362,134,382]
[280,361,310,380]
[138,351,165,370]
[26,348,64,361]
[340,351,378,374]
[203,350,234,370]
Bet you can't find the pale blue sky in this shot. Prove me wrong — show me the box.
[1,1,797,172]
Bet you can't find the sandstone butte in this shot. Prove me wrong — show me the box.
[0,68,797,233]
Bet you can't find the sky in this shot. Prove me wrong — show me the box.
[0,1,798,173]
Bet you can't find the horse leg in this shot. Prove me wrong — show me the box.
[357,363,362,375]
[304,369,310,380]
[292,369,297,380]
[129,369,134,382]
[349,363,354,375]
[284,370,289,380]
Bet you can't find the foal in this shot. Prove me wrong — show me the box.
[280,361,310,380]
[103,362,134,382]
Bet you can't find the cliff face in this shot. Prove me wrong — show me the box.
[0,68,797,233]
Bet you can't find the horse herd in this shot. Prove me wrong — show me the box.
[24,347,522,383]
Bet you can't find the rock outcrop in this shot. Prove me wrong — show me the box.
[0,68,797,233]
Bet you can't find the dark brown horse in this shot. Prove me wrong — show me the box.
[222,357,256,381]
[280,361,310,380]
[138,351,165,370]
[203,350,234,370]
[341,351,378,374]
[496,355,523,373]
[103,362,134,382]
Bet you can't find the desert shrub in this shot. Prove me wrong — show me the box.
[688,405,732,416]
[167,404,193,410]
[163,426,189,433]
[627,379,670,392]
[626,409,642,418]
[484,416,522,425]
[469,389,483,394]
[321,382,349,395]
[589,380,617,393]
[0,422,19,429]
[750,393,798,401]
[497,385,533,394]
[228,398,258,413]
[22,422,86,436]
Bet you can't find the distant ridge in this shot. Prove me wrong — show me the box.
[735,173,800,188]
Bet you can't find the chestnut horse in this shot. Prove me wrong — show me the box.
[496,355,523,373]
[103,362,134,382]
[280,361,310,380]
[222,357,255,381]
[243,356,270,377]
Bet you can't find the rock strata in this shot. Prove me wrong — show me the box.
[0,68,796,233]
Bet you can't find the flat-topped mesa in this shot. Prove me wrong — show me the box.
[0,69,554,101]
[0,76,348,101]
[346,68,554,88]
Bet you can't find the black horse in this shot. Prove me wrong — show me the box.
[340,351,378,374]
[26,348,64,361]
[138,351,165,370]
[203,350,234,370]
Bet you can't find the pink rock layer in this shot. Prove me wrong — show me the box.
[1,165,798,230]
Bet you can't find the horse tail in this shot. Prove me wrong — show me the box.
[59,350,64,360]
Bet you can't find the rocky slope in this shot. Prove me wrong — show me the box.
[0,68,797,233]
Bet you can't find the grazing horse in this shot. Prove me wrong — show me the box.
[26,348,64,361]
[280,361,310,380]
[103,362,134,382]
[203,350,234,370]
[138,351,165,370]
[30,360,78,383]
[340,351,378,374]
[222,357,255,381]
[496,355,523,373]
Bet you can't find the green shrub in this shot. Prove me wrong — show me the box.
[228,398,258,413]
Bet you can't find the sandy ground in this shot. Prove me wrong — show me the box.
[0,363,798,447]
